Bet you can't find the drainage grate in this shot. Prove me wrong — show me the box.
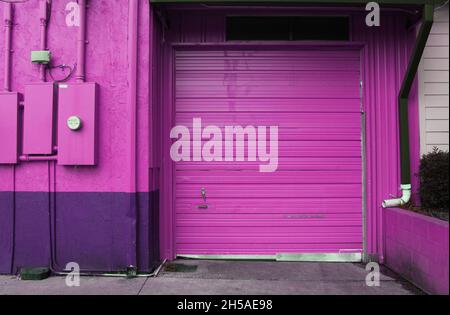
[164,263,198,273]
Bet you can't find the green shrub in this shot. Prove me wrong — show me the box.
[419,148,449,211]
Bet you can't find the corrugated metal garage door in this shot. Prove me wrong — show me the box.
[174,49,363,259]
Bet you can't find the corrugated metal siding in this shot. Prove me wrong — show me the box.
[419,5,449,153]
[174,49,363,255]
[352,13,413,260]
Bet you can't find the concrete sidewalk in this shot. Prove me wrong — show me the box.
[0,260,424,295]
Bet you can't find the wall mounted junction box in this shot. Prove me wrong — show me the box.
[23,83,56,155]
[31,50,51,64]
[57,83,98,166]
[0,92,19,164]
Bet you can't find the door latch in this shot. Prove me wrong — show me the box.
[201,187,206,202]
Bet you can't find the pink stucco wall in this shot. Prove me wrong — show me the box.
[0,0,157,274]
[0,0,150,193]
[385,208,449,295]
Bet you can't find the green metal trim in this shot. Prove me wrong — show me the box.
[398,3,434,185]
[150,0,445,5]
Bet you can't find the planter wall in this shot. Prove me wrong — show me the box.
[385,208,449,295]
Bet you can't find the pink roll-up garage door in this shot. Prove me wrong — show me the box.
[174,49,363,259]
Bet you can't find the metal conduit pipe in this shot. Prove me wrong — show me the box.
[76,0,87,83]
[50,259,167,278]
[3,2,12,92]
[383,4,434,208]
[39,0,50,82]
[19,155,57,162]
[3,1,14,275]
[127,0,139,271]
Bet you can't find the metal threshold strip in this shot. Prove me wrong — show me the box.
[178,253,362,262]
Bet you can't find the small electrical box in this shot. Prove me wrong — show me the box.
[0,92,19,164]
[57,83,98,166]
[23,84,56,155]
[31,50,51,64]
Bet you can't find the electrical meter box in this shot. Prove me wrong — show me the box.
[57,83,98,166]
[0,92,19,164]
[23,83,56,155]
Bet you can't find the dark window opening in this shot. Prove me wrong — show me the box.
[226,16,350,41]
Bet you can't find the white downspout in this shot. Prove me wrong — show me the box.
[382,184,412,208]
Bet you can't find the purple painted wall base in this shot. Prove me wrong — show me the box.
[0,191,160,275]
[385,208,449,295]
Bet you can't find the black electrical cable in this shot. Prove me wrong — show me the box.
[48,63,76,83]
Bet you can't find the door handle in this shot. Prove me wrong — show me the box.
[201,187,206,202]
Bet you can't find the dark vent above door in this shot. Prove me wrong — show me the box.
[226,16,350,41]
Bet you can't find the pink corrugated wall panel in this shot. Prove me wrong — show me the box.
[352,13,418,261]
[174,49,363,255]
